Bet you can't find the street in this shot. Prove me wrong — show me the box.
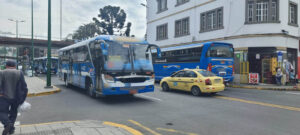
[17,75,300,135]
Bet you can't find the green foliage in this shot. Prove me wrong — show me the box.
[72,23,100,40]
[73,5,133,40]
[93,5,127,35]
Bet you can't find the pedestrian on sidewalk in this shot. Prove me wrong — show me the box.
[275,67,283,85]
[0,60,28,135]
[289,69,296,85]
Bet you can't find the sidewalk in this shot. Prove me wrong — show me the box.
[229,83,300,91]
[25,76,61,97]
[0,120,136,135]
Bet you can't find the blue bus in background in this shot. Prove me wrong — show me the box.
[152,42,234,83]
[58,35,161,97]
[34,57,58,74]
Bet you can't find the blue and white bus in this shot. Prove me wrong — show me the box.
[58,35,161,97]
[34,57,58,74]
[153,42,234,83]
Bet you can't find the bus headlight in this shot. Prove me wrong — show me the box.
[104,74,114,82]
[151,74,155,79]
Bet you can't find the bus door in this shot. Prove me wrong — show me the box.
[89,42,103,91]
[69,50,74,83]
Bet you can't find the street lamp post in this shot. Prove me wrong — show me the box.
[8,19,25,68]
[8,19,25,38]
[46,0,52,88]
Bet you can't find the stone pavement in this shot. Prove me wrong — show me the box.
[0,120,135,135]
[25,76,61,97]
[230,83,300,91]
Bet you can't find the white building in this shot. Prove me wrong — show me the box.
[146,0,300,84]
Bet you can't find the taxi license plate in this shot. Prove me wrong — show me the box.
[214,79,221,83]
[130,90,137,94]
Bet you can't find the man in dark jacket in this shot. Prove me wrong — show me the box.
[0,60,28,135]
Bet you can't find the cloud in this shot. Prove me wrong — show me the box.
[0,0,147,39]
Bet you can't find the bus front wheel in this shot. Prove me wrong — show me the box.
[64,78,69,88]
[87,81,96,98]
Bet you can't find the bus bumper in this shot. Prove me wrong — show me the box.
[223,76,234,82]
[102,85,155,96]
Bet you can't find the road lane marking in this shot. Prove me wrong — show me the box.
[103,121,143,135]
[137,94,162,101]
[216,96,300,112]
[156,128,198,135]
[286,92,300,95]
[128,120,161,135]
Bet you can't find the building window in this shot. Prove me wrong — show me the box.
[157,0,168,13]
[200,7,224,33]
[156,23,168,40]
[175,17,190,37]
[289,2,298,26]
[246,0,279,24]
[176,0,189,6]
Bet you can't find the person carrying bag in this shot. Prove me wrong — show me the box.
[0,60,28,135]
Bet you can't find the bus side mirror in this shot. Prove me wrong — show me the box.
[156,48,161,58]
[149,44,161,58]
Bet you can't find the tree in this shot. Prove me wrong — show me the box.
[93,5,127,35]
[72,23,100,40]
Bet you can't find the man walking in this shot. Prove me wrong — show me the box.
[0,60,28,135]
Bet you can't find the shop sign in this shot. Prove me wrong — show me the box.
[278,51,283,62]
[249,73,259,84]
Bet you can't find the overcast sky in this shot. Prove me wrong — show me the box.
[0,0,147,40]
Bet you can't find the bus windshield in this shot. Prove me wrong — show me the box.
[207,45,233,58]
[104,41,153,72]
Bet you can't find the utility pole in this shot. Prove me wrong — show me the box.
[60,0,62,40]
[31,0,34,76]
[46,0,52,88]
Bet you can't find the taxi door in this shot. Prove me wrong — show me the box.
[180,71,198,91]
[169,71,185,90]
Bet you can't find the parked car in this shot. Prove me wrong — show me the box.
[160,69,225,96]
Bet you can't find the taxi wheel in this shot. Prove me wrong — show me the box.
[162,82,169,91]
[191,86,201,96]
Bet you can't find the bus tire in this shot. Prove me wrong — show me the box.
[64,76,69,88]
[162,82,169,91]
[191,86,201,96]
[86,79,96,98]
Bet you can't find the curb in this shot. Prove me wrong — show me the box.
[229,85,300,91]
[27,87,61,97]
[19,120,140,135]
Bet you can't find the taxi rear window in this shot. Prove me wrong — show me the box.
[197,71,216,77]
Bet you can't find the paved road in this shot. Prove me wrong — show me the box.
[19,75,300,135]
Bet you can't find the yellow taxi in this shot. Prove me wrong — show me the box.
[160,69,225,96]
